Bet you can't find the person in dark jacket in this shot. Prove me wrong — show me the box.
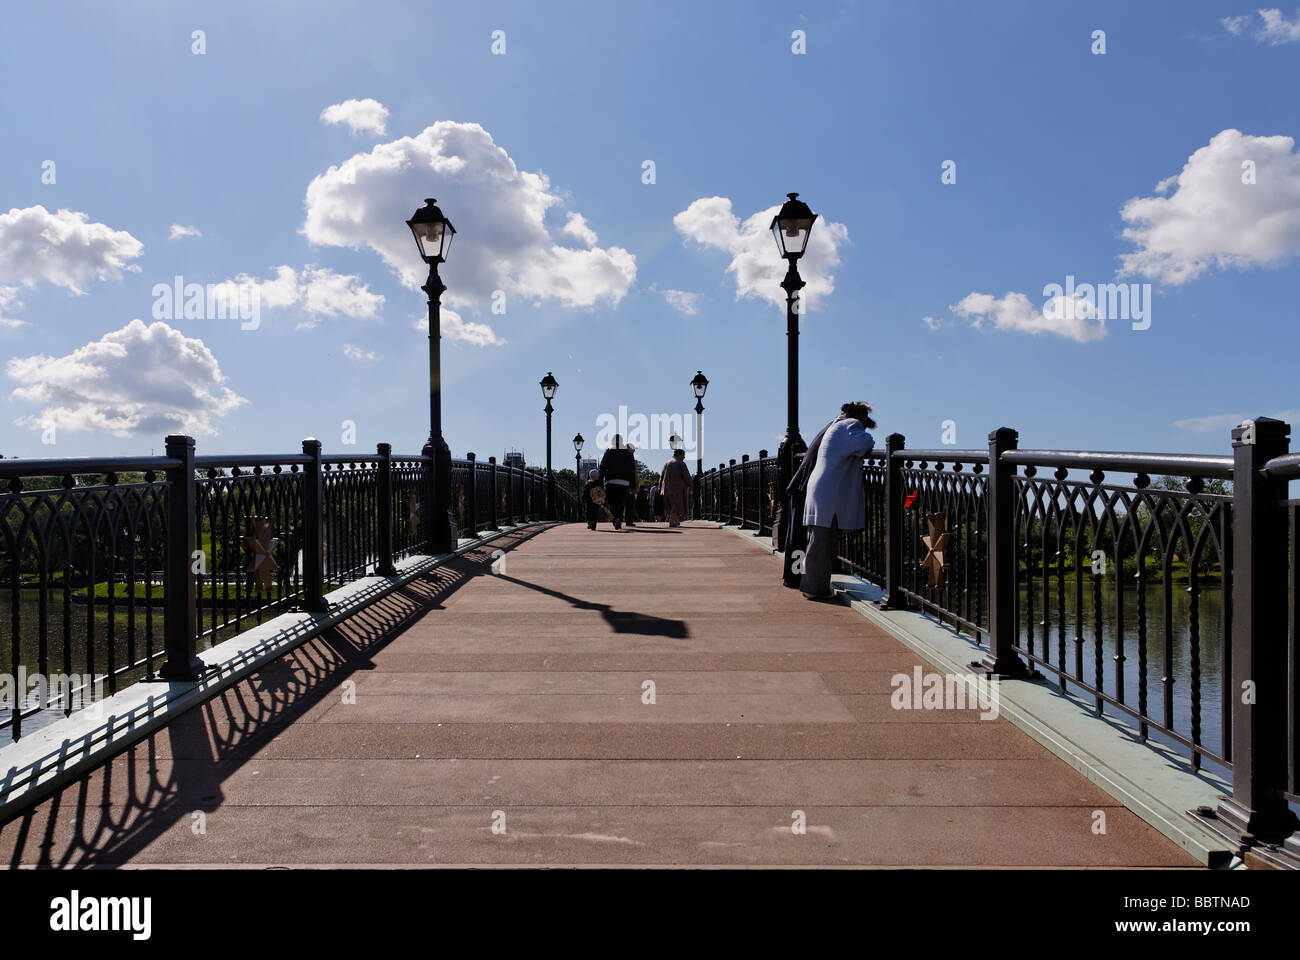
[582,469,604,530]
[598,434,638,530]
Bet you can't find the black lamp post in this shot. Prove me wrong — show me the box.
[407,198,457,553]
[771,193,816,550]
[540,372,558,519]
[573,432,584,481]
[690,370,708,519]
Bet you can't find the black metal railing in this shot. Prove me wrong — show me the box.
[706,418,1300,846]
[0,436,577,740]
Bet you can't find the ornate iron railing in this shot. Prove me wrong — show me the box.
[706,418,1300,848]
[0,437,577,741]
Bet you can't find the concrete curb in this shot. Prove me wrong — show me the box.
[0,521,557,826]
[716,522,1239,869]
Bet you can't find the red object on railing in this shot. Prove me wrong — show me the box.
[904,490,918,508]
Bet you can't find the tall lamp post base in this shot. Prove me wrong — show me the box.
[424,435,454,554]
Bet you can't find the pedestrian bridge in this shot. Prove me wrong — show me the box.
[0,522,1198,867]
[3,423,1299,869]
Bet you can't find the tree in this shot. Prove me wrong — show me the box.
[554,467,578,496]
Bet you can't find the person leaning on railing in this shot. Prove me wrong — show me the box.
[785,401,876,599]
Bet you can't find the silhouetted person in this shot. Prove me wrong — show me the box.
[582,469,604,530]
[599,434,637,530]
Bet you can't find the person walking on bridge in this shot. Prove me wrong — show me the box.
[599,434,638,530]
[582,469,605,531]
[787,401,876,599]
[659,448,693,527]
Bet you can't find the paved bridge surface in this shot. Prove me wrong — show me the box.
[2,523,1194,867]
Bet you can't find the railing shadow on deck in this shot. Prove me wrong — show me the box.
[0,528,548,868]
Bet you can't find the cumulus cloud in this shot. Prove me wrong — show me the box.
[302,121,636,310]
[413,308,505,346]
[342,343,377,362]
[673,196,849,311]
[1222,9,1300,43]
[0,205,143,293]
[0,286,25,327]
[1118,129,1300,285]
[561,212,598,247]
[213,265,384,328]
[169,223,201,240]
[950,290,1107,343]
[7,318,246,437]
[661,289,699,315]
[319,98,390,136]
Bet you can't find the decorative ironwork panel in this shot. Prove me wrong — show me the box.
[1,472,168,740]
[195,462,305,645]
[1012,465,1231,773]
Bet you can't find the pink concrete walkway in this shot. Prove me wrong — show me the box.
[1,522,1195,867]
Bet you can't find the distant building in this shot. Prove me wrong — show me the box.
[504,450,526,469]
[578,457,598,477]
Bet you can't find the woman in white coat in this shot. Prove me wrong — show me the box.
[800,402,876,599]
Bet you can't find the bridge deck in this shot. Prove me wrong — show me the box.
[2,523,1194,867]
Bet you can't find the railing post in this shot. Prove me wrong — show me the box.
[507,465,516,523]
[728,459,737,524]
[160,434,203,680]
[1209,417,1300,849]
[975,427,1028,677]
[758,450,768,536]
[301,438,329,611]
[376,442,396,576]
[488,456,499,530]
[740,454,750,529]
[878,433,906,610]
[465,452,478,538]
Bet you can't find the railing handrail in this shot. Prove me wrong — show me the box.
[0,455,181,477]
[894,448,988,463]
[1003,448,1233,478]
[1262,451,1300,479]
[195,454,312,468]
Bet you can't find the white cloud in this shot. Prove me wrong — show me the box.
[1221,14,1253,35]
[950,290,1107,343]
[661,289,699,315]
[7,318,246,437]
[413,309,506,346]
[342,343,377,362]
[302,121,636,310]
[0,286,25,327]
[214,265,384,328]
[319,98,390,136]
[561,212,598,247]
[1174,409,1300,433]
[1222,9,1300,43]
[922,315,942,331]
[0,205,143,294]
[169,223,202,240]
[673,196,849,311]
[1119,129,1300,284]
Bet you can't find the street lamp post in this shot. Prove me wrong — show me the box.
[573,432,584,482]
[770,192,816,555]
[406,198,457,553]
[540,372,559,520]
[690,371,708,519]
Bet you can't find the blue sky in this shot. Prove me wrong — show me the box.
[1,1,1297,468]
